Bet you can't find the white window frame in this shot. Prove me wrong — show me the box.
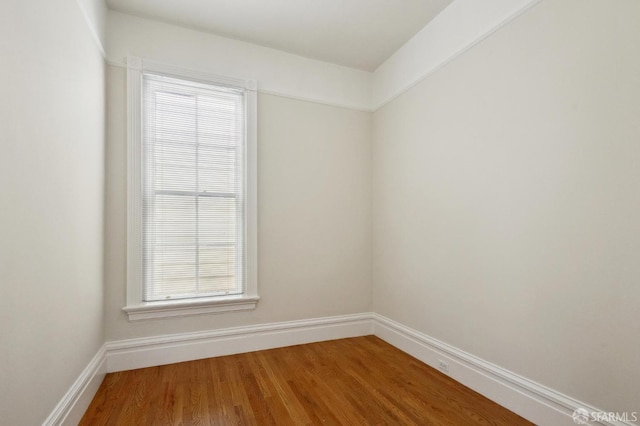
[123,56,258,321]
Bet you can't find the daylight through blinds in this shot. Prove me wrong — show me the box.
[142,73,245,302]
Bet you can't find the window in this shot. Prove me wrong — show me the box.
[124,57,258,320]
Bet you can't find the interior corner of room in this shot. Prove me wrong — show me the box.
[1,0,639,425]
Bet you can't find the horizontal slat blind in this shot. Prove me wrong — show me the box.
[142,73,245,302]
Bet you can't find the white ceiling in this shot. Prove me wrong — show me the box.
[106,0,454,71]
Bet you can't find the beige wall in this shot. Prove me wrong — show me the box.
[107,10,372,111]
[373,0,640,415]
[4,0,638,421]
[0,0,105,424]
[105,65,372,340]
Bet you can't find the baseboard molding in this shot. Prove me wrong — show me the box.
[105,313,373,372]
[45,313,633,426]
[372,314,635,426]
[43,345,107,426]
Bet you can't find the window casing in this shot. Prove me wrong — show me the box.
[124,57,258,320]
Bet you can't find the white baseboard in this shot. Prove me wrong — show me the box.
[42,345,107,426]
[105,313,373,372]
[372,313,635,426]
[45,313,633,426]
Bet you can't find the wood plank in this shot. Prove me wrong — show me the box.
[80,336,532,425]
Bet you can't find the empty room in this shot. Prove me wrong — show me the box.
[1,0,638,424]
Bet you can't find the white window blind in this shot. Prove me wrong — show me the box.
[142,73,246,302]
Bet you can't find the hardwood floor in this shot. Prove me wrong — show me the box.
[80,336,532,425]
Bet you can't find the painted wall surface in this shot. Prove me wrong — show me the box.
[107,11,372,111]
[0,0,105,424]
[372,0,539,109]
[373,0,640,416]
[76,0,108,52]
[105,65,372,340]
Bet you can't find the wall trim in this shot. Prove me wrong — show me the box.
[42,345,107,426]
[372,314,635,426]
[106,11,373,113]
[258,89,373,113]
[106,59,372,112]
[105,1,544,112]
[45,314,634,426]
[371,0,542,111]
[105,313,373,372]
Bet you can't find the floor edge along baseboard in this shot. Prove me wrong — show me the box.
[104,313,374,372]
[371,314,632,426]
[45,312,631,426]
[43,346,107,426]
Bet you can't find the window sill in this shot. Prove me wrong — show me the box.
[123,295,260,321]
